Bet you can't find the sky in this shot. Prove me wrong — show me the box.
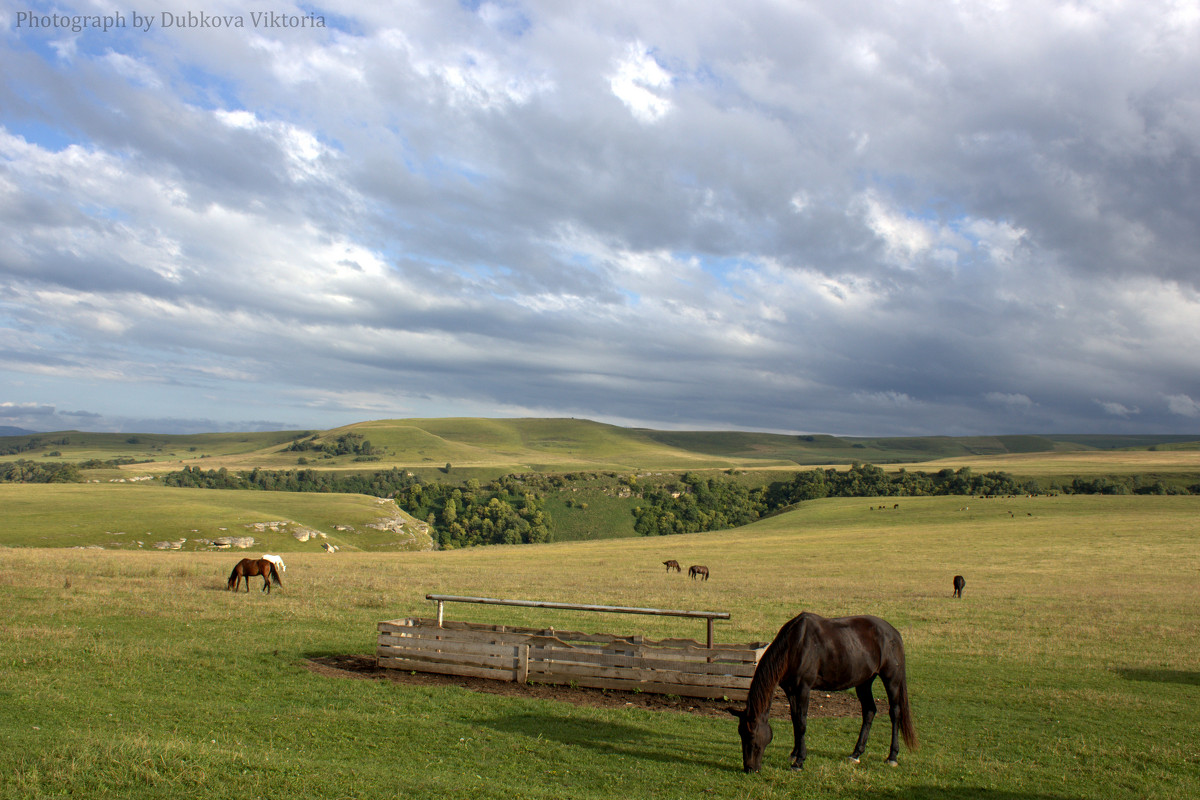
[2,0,1199,437]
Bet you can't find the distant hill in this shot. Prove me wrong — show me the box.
[2,418,1198,473]
[0,426,36,437]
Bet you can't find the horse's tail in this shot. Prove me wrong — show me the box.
[896,675,919,751]
[271,563,282,587]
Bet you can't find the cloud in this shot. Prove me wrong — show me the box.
[986,392,1036,411]
[1096,400,1141,418]
[1165,394,1200,418]
[609,42,673,123]
[2,2,1199,436]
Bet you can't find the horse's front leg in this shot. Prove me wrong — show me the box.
[849,680,877,762]
[786,685,811,770]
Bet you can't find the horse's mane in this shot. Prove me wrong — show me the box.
[746,615,804,715]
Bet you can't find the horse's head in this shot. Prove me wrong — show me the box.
[728,706,773,773]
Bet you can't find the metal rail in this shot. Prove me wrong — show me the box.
[426,594,730,648]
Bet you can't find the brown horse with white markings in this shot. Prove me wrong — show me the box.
[729,612,917,773]
[227,558,282,593]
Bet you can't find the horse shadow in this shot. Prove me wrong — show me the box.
[469,709,743,772]
[853,788,1083,800]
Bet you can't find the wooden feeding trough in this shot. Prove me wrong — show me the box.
[377,594,767,701]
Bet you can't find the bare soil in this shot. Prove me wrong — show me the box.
[304,655,877,719]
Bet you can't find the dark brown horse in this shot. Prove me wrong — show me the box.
[729,612,917,773]
[689,565,709,581]
[227,558,282,593]
[953,575,965,598]
[663,560,682,573]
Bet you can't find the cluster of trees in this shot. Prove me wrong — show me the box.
[1062,476,1198,495]
[633,473,768,536]
[284,432,381,460]
[405,481,550,548]
[1,436,71,457]
[0,460,82,483]
[769,464,1036,504]
[161,466,550,548]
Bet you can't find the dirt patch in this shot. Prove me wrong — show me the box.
[304,655,877,719]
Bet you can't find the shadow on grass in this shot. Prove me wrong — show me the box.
[1113,668,1200,686]
[472,709,743,772]
[857,790,1083,800]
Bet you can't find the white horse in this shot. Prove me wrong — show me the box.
[261,554,286,572]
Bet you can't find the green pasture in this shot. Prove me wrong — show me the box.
[0,483,431,552]
[2,494,1197,799]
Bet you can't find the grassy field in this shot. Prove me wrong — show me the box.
[0,483,431,552]
[911,448,1200,483]
[2,494,1197,799]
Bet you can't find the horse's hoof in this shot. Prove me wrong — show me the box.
[887,759,899,767]
[848,756,860,764]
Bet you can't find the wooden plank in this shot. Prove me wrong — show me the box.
[516,644,529,684]
[527,646,758,677]
[378,649,518,672]
[384,619,763,654]
[379,656,516,682]
[528,660,753,690]
[380,629,537,648]
[378,639,522,662]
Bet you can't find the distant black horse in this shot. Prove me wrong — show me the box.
[953,575,965,598]
[729,612,917,773]
[227,557,282,593]
[689,565,709,581]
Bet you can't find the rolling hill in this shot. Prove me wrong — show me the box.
[3,418,1200,475]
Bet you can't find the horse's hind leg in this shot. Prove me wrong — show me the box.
[849,680,877,762]
[881,674,903,765]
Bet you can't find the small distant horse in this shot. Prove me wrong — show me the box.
[689,565,709,581]
[953,575,965,598]
[729,612,917,773]
[663,560,682,573]
[227,557,283,593]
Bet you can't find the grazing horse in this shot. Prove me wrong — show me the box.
[663,560,682,573]
[729,612,917,773]
[227,557,282,593]
[953,575,965,598]
[689,565,709,581]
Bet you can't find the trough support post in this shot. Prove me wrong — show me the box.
[436,599,444,628]
[516,644,529,684]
